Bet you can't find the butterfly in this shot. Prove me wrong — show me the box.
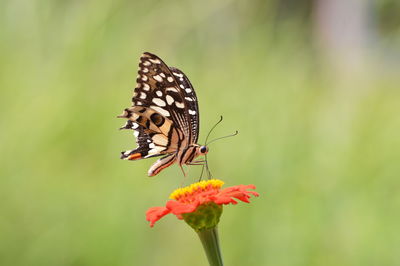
[118,52,208,176]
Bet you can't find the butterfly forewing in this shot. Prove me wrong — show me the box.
[169,67,200,143]
[133,53,190,133]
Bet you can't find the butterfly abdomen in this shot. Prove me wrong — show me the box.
[148,154,177,176]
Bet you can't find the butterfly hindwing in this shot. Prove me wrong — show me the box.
[119,122,159,160]
[119,106,180,159]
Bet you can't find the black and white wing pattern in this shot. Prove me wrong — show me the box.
[169,67,199,144]
[118,52,201,176]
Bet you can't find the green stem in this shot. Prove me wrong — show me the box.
[197,227,224,266]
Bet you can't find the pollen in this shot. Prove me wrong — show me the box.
[169,179,224,200]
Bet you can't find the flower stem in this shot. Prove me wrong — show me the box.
[197,227,224,266]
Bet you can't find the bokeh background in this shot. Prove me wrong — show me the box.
[1,0,400,265]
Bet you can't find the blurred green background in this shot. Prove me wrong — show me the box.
[1,0,400,265]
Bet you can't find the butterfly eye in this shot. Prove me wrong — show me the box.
[200,146,208,154]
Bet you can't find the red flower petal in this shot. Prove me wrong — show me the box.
[146,206,170,227]
[166,200,198,215]
[216,185,259,204]
[212,195,238,205]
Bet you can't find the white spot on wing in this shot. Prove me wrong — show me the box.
[166,95,174,105]
[149,58,161,64]
[132,123,139,129]
[140,92,147,99]
[143,83,150,91]
[173,72,183,78]
[179,85,184,89]
[160,73,166,78]
[148,148,158,155]
[141,75,148,81]
[153,75,163,82]
[167,76,174,82]
[185,88,192,93]
[166,87,179,92]
[185,97,193,101]
[134,130,139,137]
[143,61,151,66]
[151,106,170,117]
[136,101,142,105]
[175,101,184,108]
[142,68,149,73]
[148,146,165,155]
[152,98,166,106]
[188,109,196,115]
[156,90,163,97]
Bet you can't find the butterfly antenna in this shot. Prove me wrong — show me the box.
[206,131,239,146]
[205,116,224,145]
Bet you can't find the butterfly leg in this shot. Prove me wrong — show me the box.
[198,164,212,180]
[187,162,205,166]
[188,160,205,165]
[179,165,189,187]
[184,161,205,181]
[180,164,187,177]
[198,164,206,181]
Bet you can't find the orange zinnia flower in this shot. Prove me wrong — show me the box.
[146,179,259,230]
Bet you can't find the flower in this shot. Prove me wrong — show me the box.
[146,179,259,231]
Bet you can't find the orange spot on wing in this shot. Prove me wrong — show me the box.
[128,153,142,160]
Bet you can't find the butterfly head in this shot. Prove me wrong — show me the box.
[199,145,209,155]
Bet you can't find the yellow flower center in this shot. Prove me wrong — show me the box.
[169,179,224,200]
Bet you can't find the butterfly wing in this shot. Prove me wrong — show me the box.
[119,121,160,160]
[118,52,200,173]
[119,107,178,160]
[168,67,200,144]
